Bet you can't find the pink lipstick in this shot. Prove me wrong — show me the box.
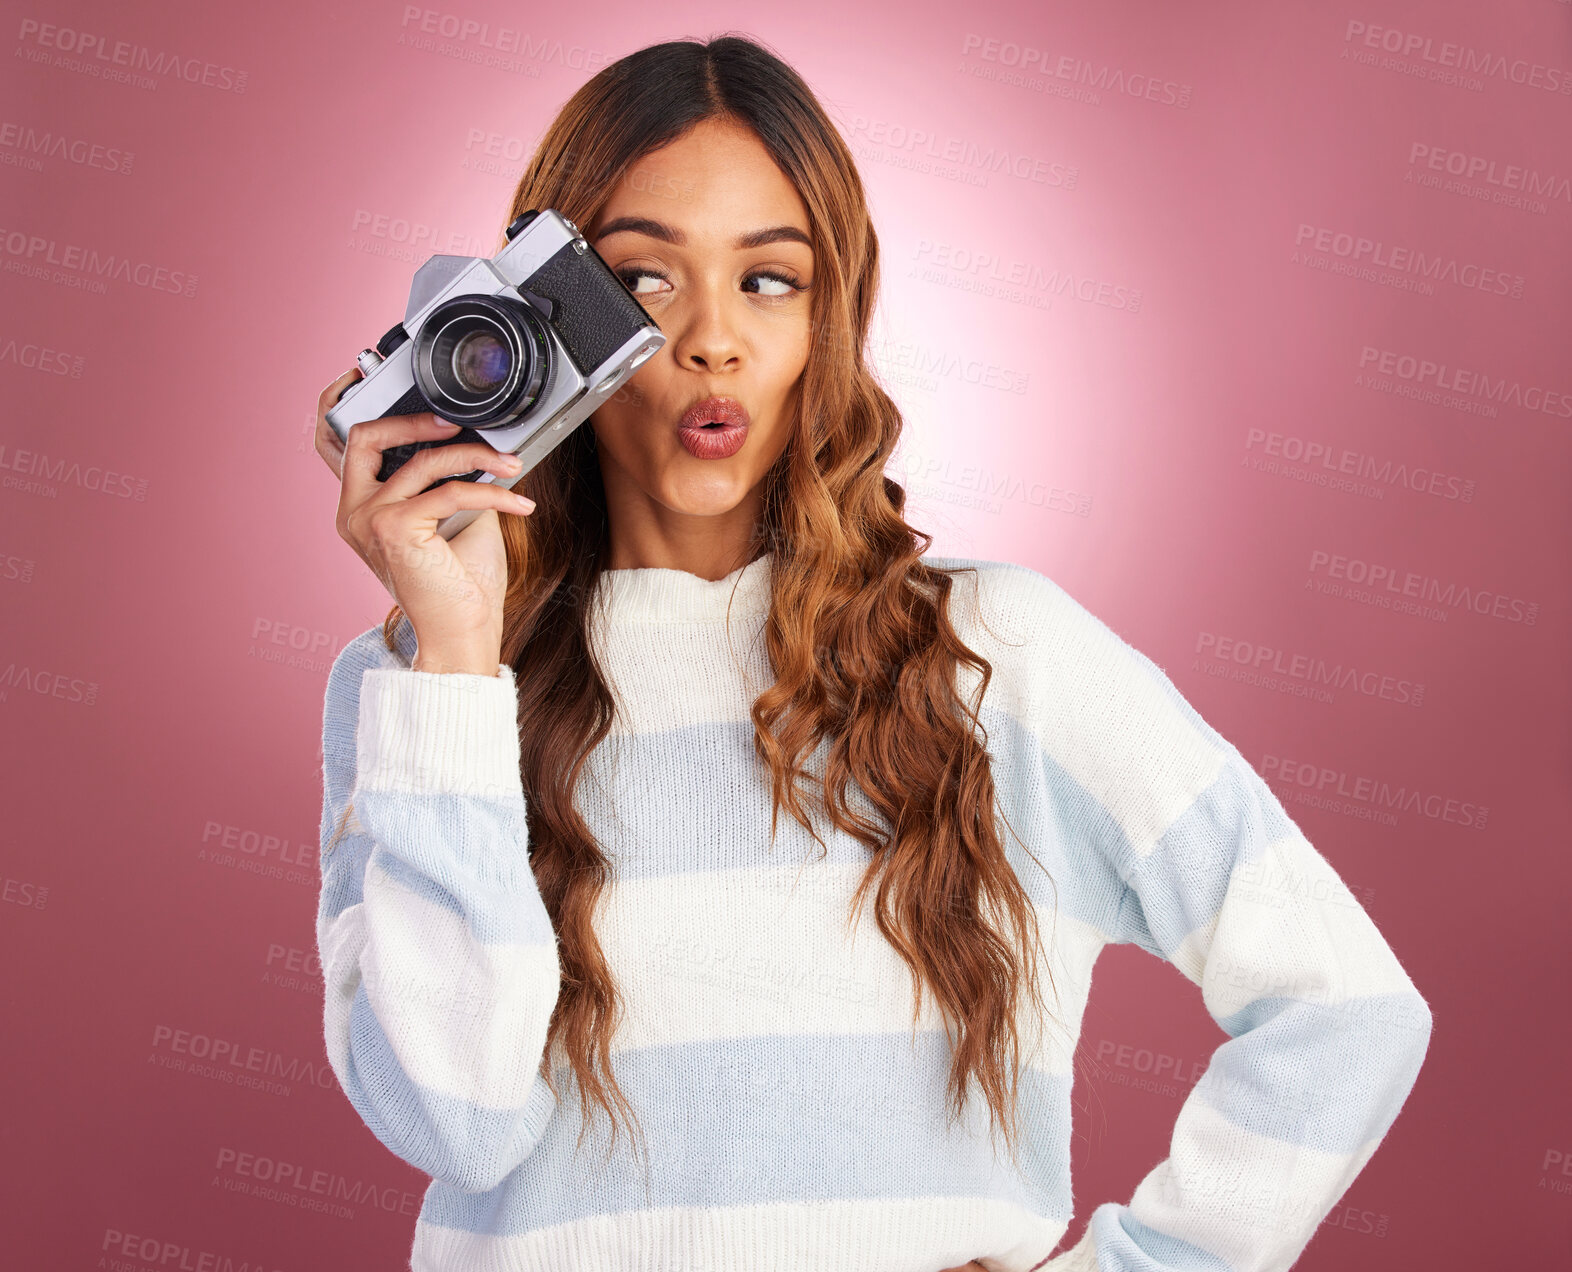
[678,395,751,460]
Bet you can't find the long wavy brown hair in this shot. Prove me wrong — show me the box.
[331,32,1060,1181]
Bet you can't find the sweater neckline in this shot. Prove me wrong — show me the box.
[593,551,772,624]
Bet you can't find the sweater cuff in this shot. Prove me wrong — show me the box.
[355,664,524,803]
[1034,1227,1099,1272]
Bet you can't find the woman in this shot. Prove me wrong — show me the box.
[311,34,1432,1272]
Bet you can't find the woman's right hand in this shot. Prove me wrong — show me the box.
[325,377,536,675]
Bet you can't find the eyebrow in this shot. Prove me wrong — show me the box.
[594,215,812,252]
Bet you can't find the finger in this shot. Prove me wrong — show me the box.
[339,412,464,506]
[377,440,522,503]
[315,425,347,481]
[392,476,537,528]
[317,366,361,414]
[315,368,361,480]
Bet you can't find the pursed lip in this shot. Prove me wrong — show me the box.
[677,395,751,432]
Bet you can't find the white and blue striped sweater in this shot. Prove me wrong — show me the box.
[316,552,1432,1272]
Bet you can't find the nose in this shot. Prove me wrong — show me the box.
[667,281,743,374]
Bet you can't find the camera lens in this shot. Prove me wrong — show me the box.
[451,330,512,394]
[411,294,553,427]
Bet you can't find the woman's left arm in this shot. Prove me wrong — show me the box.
[1001,568,1435,1272]
[1088,680,1432,1270]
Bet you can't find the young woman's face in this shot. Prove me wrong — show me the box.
[583,117,814,549]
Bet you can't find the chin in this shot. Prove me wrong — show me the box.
[660,471,752,516]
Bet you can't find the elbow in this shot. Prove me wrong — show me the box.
[1383,991,1434,1112]
[330,1040,537,1196]
[1397,986,1434,1052]
[374,1106,532,1195]
[419,1076,559,1195]
[1412,993,1435,1061]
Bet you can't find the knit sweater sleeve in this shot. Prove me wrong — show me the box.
[315,628,561,1194]
[995,569,1434,1272]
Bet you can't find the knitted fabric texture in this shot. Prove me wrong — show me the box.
[315,552,1432,1272]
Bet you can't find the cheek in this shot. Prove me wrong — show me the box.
[765,320,812,386]
[601,369,666,427]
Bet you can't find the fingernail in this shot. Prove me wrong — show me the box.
[513,493,535,510]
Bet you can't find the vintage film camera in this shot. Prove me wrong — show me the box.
[326,208,665,539]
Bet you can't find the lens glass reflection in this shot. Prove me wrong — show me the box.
[451,329,511,394]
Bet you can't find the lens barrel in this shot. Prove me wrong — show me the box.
[410,293,552,427]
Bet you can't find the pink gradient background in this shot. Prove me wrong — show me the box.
[2,0,1568,1267]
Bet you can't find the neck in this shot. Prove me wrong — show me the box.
[592,551,773,624]
[596,455,767,581]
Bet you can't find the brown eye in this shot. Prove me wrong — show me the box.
[745,268,805,296]
[615,266,807,297]
[616,268,670,295]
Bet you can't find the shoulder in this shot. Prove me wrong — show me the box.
[923,555,1229,849]
[921,554,1082,639]
[920,553,1153,702]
